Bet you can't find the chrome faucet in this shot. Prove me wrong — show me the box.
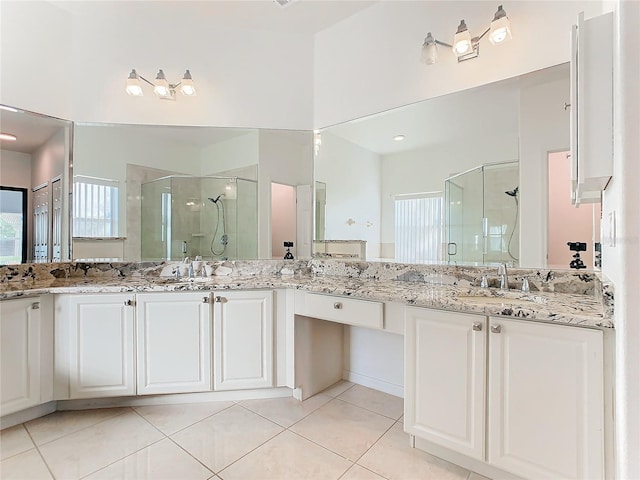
[498,263,509,290]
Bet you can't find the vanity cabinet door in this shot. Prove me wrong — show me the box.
[57,294,136,399]
[1,297,41,415]
[487,318,604,479]
[404,307,486,460]
[136,292,212,395]
[213,290,273,390]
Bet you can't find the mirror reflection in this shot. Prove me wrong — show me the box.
[0,106,72,264]
[314,63,598,269]
[73,123,312,262]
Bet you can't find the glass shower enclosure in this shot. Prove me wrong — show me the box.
[140,176,257,261]
[445,161,519,265]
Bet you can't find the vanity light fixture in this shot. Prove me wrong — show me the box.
[0,133,17,141]
[421,5,512,64]
[126,69,197,99]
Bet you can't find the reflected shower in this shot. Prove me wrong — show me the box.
[208,193,228,256]
[505,186,519,197]
[504,186,519,262]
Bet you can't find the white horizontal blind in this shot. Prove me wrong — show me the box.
[395,193,443,263]
[73,176,119,237]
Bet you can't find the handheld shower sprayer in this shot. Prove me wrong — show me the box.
[504,186,519,262]
[208,195,222,204]
[208,193,227,257]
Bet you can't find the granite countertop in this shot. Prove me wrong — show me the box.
[0,272,612,329]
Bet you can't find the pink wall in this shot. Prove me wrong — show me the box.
[271,183,296,259]
[547,151,601,269]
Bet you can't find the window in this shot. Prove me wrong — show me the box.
[0,187,28,264]
[395,193,443,263]
[73,176,119,237]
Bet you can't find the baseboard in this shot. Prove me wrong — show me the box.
[1,402,57,429]
[343,370,404,398]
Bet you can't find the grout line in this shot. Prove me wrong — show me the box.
[215,425,286,478]
[136,400,236,437]
[22,423,58,480]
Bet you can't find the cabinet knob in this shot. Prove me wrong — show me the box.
[472,322,482,331]
[123,299,135,307]
[490,324,502,334]
[202,296,210,303]
[31,302,40,310]
[333,302,343,310]
[214,296,227,303]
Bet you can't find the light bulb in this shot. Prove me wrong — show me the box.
[180,70,197,96]
[153,69,171,97]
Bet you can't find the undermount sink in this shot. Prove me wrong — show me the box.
[456,294,544,306]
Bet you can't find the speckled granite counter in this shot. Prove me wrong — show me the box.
[0,260,613,329]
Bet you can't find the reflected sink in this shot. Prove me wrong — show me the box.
[456,295,544,306]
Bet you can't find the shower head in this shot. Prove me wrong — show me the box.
[208,194,223,204]
[505,186,519,197]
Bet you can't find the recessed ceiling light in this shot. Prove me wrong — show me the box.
[394,135,406,141]
[0,105,18,113]
[0,133,17,141]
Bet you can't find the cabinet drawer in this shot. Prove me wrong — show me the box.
[303,293,383,329]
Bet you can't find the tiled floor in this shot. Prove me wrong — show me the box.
[0,383,484,480]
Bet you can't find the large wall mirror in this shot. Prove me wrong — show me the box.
[0,106,73,265]
[72,123,313,262]
[314,63,602,270]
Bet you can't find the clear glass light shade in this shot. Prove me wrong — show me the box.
[452,21,473,56]
[490,16,512,44]
[153,70,171,97]
[179,70,196,96]
[421,33,438,65]
[125,78,143,96]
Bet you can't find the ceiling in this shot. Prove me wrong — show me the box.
[0,108,70,154]
[48,0,378,35]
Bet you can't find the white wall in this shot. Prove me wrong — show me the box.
[200,132,259,177]
[0,150,32,188]
[31,130,66,188]
[0,1,73,119]
[602,2,640,478]
[518,75,571,267]
[314,1,604,128]
[314,133,382,259]
[257,130,314,258]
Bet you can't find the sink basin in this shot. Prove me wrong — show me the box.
[456,295,543,305]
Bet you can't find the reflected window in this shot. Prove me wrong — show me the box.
[395,193,443,263]
[73,176,119,237]
[0,187,28,264]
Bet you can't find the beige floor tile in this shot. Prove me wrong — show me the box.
[290,399,394,461]
[85,438,212,480]
[0,424,34,460]
[134,401,234,435]
[171,404,283,473]
[321,380,355,397]
[340,464,387,480]
[468,472,493,480]
[0,448,53,479]
[219,430,352,480]
[38,410,164,480]
[358,423,470,480]
[338,385,404,420]
[240,393,332,427]
[25,407,129,446]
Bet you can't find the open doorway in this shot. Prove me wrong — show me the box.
[547,151,601,269]
[271,182,297,259]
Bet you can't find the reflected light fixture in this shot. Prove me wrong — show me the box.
[125,68,197,99]
[0,133,17,141]
[393,134,406,141]
[421,5,512,64]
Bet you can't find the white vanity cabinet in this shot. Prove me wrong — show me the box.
[570,11,614,204]
[487,317,604,480]
[404,308,486,460]
[1,297,43,415]
[136,292,212,395]
[405,307,604,480]
[55,293,136,399]
[213,290,274,390]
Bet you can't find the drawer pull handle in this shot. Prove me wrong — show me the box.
[333,302,343,310]
[472,322,482,331]
[490,324,502,334]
